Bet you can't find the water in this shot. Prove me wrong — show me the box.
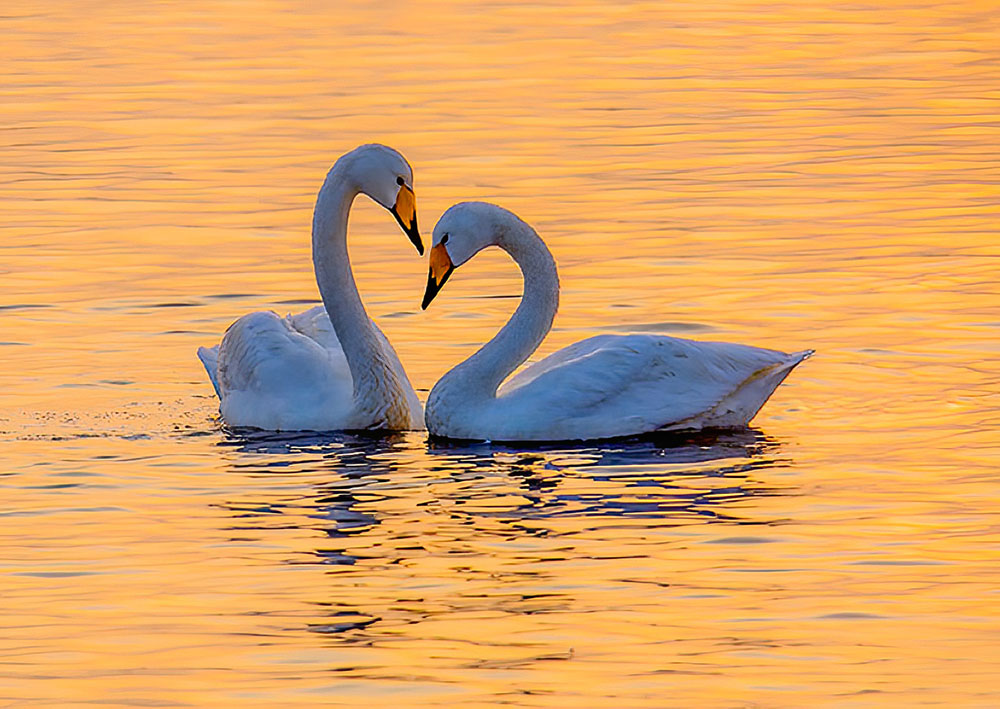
[2,1,998,705]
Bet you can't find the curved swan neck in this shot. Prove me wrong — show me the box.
[311,161,402,420]
[441,218,559,400]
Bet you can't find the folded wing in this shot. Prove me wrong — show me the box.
[206,307,353,429]
[498,334,808,440]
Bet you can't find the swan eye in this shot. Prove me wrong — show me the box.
[396,176,405,186]
[441,233,449,245]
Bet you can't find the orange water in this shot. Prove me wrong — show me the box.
[2,2,999,706]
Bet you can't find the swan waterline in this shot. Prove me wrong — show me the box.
[198,144,424,432]
[421,201,812,442]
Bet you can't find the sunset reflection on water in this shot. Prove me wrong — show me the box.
[1,1,998,705]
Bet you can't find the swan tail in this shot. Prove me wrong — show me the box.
[791,349,816,364]
[665,348,813,431]
[197,345,222,398]
[709,348,812,427]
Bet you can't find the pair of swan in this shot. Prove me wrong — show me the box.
[199,144,810,441]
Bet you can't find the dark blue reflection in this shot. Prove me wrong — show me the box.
[215,429,409,566]
[216,427,789,535]
[423,428,790,526]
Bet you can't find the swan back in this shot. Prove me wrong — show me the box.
[216,310,354,430]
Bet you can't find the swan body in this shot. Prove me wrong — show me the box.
[198,144,424,431]
[421,202,811,442]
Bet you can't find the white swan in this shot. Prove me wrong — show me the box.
[198,144,424,431]
[420,202,812,441]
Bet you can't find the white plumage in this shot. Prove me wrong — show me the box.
[422,202,811,442]
[498,334,811,439]
[198,145,424,432]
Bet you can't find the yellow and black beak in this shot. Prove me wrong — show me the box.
[391,182,422,255]
[422,241,455,310]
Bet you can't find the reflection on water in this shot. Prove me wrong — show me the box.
[220,428,787,540]
[2,0,999,705]
[212,429,799,679]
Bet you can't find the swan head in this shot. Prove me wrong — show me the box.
[341,144,423,254]
[422,201,523,309]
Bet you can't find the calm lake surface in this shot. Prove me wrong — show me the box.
[2,2,998,706]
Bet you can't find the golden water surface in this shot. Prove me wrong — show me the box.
[2,1,999,706]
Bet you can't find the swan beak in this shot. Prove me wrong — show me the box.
[422,242,454,310]
[391,183,423,255]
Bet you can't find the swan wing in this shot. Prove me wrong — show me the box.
[211,309,353,430]
[286,305,344,353]
[202,304,422,430]
[496,334,807,440]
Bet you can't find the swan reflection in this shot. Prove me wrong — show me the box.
[212,428,795,640]
[216,427,791,534]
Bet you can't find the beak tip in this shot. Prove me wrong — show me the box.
[408,230,424,255]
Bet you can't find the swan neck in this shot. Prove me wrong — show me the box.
[449,220,559,399]
[311,164,400,419]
